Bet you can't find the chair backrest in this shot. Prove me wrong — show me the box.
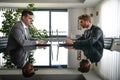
[104,38,114,50]
[111,38,120,52]
[0,37,8,49]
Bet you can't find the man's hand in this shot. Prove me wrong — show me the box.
[37,40,48,49]
[38,40,47,44]
[65,39,74,44]
[63,39,74,50]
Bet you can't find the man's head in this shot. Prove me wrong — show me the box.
[21,9,34,26]
[78,59,91,73]
[78,14,91,28]
[22,62,35,78]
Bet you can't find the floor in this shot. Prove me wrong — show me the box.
[0,68,102,80]
[83,70,102,80]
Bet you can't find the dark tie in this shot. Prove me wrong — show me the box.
[84,30,89,38]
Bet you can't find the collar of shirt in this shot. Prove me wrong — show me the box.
[22,59,27,68]
[22,54,29,68]
[21,21,28,29]
[87,24,92,30]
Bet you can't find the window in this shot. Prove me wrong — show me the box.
[0,11,5,36]
[51,11,68,35]
[32,9,68,67]
[33,9,68,36]
[33,11,49,33]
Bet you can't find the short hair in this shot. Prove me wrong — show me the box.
[21,9,33,17]
[22,70,35,78]
[78,59,91,73]
[22,62,35,78]
[78,14,91,22]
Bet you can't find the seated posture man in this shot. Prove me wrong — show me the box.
[7,9,47,78]
[7,9,46,51]
[65,14,104,72]
[65,14,104,56]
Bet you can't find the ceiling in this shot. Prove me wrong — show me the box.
[0,0,102,9]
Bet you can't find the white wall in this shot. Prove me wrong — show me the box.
[93,0,120,79]
[93,49,120,80]
[67,8,85,69]
[68,8,85,37]
[96,0,120,38]
[68,7,98,37]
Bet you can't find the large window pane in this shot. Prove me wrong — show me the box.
[33,11,49,36]
[0,11,5,36]
[51,12,68,35]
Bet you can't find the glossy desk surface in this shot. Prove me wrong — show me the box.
[1,42,120,80]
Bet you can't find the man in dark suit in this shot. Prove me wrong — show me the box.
[65,14,104,73]
[7,9,46,51]
[65,14,104,55]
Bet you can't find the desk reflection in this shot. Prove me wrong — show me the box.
[8,44,67,78]
[0,41,120,79]
[1,42,120,80]
[60,44,103,63]
[1,42,103,78]
[9,46,37,78]
[7,42,103,74]
[79,46,103,63]
[77,46,103,73]
[60,44,103,73]
[0,46,86,80]
[9,47,36,68]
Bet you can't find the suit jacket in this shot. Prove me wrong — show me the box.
[9,46,36,68]
[7,21,37,51]
[73,25,104,55]
[79,46,103,63]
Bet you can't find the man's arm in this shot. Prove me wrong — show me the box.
[12,27,37,46]
[74,28,103,47]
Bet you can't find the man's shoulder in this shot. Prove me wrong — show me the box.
[13,21,23,29]
[91,25,103,34]
[92,25,101,30]
[14,21,22,26]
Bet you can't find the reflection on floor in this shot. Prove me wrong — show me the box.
[0,68,102,80]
